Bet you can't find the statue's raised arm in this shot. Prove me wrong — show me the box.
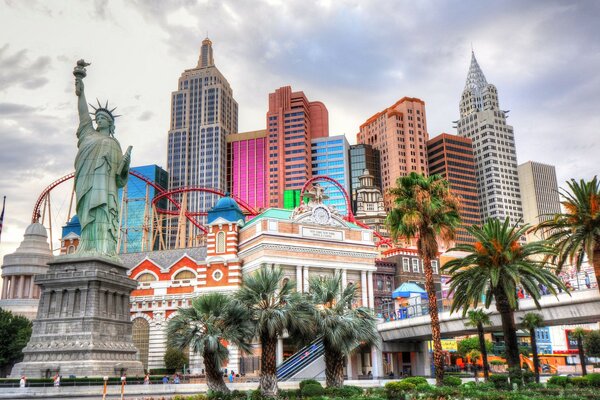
[74,59,93,133]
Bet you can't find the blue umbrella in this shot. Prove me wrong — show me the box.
[392,282,428,299]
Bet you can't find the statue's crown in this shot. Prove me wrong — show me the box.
[89,99,120,121]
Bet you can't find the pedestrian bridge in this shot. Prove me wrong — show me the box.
[378,288,600,342]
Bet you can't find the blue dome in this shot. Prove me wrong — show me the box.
[62,214,81,237]
[207,193,245,224]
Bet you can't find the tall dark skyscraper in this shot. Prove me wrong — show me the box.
[166,38,238,245]
[427,133,481,244]
[349,144,382,202]
[457,52,523,226]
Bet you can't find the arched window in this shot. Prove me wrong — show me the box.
[67,245,75,254]
[137,273,157,282]
[216,231,226,253]
[132,318,150,370]
[174,270,196,280]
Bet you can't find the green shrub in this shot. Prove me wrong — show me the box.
[415,382,433,392]
[190,395,209,400]
[522,369,534,384]
[586,373,600,387]
[277,389,298,400]
[163,347,189,373]
[490,360,505,366]
[250,390,264,400]
[401,376,428,386]
[365,387,387,397]
[489,374,510,390]
[299,379,321,390]
[547,375,571,387]
[324,385,363,397]
[567,377,588,388]
[301,383,325,397]
[442,376,462,387]
[385,381,416,399]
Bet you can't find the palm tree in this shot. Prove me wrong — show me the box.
[387,172,461,386]
[308,273,379,387]
[235,266,313,397]
[536,177,600,292]
[167,292,254,393]
[572,328,588,376]
[444,218,564,384]
[465,309,492,380]
[520,312,544,383]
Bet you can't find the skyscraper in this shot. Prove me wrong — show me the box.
[427,133,481,244]
[227,130,267,211]
[119,165,168,253]
[357,97,429,206]
[517,161,561,240]
[166,38,238,242]
[349,144,382,204]
[266,86,328,208]
[310,135,351,215]
[456,52,523,226]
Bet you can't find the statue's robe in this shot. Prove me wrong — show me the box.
[74,117,127,255]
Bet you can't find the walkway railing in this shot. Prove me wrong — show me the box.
[276,337,324,381]
[379,288,598,323]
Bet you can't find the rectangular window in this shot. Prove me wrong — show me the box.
[412,258,419,273]
[432,260,438,275]
[402,258,410,272]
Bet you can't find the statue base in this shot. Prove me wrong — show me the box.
[10,256,144,378]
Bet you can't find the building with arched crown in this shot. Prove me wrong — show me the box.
[121,190,379,376]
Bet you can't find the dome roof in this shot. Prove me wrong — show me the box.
[207,193,245,225]
[24,222,48,238]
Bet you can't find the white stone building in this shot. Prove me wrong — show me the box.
[457,52,523,226]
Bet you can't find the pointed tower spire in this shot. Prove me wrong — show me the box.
[198,37,215,68]
[464,51,488,92]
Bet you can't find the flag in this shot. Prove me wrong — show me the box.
[0,196,5,243]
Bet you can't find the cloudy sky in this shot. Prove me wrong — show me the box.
[0,0,599,261]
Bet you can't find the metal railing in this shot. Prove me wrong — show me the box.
[276,337,324,381]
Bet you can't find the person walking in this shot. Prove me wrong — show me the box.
[585,272,591,289]
[19,376,26,388]
[229,370,235,383]
[53,374,60,387]
[144,374,150,385]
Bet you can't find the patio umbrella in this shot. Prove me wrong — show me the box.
[392,282,428,299]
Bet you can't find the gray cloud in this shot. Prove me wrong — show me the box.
[0,44,52,90]
[138,110,154,121]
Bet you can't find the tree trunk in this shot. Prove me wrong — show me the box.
[578,337,587,376]
[477,323,490,380]
[260,334,279,397]
[530,328,540,383]
[423,254,444,386]
[494,289,522,385]
[204,350,229,393]
[593,243,600,294]
[324,345,345,388]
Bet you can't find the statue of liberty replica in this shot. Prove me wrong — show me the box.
[73,60,131,257]
[11,61,144,378]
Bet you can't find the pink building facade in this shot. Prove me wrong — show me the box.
[266,86,329,208]
[227,130,267,210]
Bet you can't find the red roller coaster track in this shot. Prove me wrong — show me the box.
[33,172,390,247]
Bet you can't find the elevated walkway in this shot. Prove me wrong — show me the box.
[379,289,600,342]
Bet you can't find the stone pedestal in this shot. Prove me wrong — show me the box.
[10,256,144,378]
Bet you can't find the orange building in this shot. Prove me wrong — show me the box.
[357,97,429,206]
[266,86,328,208]
[427,133,481,244]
